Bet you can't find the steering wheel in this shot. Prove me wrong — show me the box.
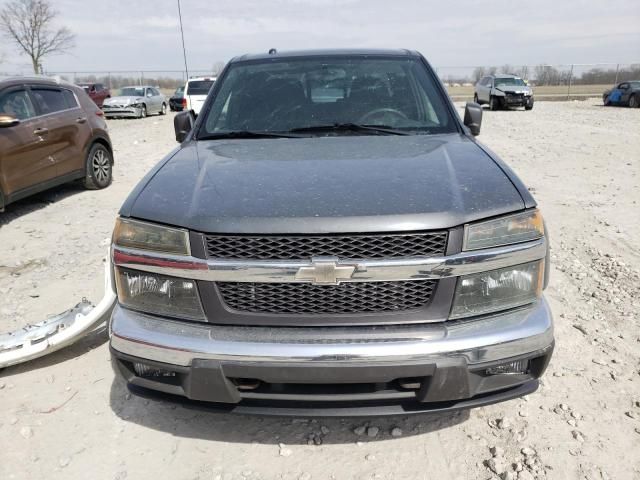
[358,108,408,124]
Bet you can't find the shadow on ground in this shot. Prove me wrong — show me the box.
[0,183,86,227]
[107,375,470,445]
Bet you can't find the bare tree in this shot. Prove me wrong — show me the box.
[0,0,75,74]
[472,66,486,83]
[211,61,226,76]
[499,64,513,74]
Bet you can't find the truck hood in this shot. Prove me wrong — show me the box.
[123,134,526,233]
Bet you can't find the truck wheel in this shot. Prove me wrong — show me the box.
[84,143,113,190]
[629,94,639,108]
[489,96,498,111]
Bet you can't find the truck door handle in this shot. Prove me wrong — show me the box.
[33,127,49,136]
[76,117,87,124]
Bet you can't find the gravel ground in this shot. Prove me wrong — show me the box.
[1,101,639,480]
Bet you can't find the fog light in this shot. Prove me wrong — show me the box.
[486,359,529,375]
[133,362,176,378]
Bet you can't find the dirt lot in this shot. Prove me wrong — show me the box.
[1,101,639,480]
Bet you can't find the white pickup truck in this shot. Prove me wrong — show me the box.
[184,77,215,115]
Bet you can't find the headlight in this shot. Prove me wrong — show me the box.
[463,210,544,251]
[450,260,544,319]
[116,268,205,321]
[113,218,190,255]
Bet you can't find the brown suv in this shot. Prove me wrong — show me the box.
[0,77,113,211]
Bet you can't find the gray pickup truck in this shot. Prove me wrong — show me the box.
[109,49,553,416]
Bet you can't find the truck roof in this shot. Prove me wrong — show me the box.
[231,48,419,63]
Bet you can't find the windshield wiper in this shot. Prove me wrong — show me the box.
[288,123,411,136]
[198,130,303,140]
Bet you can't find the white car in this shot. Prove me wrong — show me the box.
[184,77,216,115]
[102,86,167,118]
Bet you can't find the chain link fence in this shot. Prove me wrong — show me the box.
[0,69,218,96]
[2,62,638,100]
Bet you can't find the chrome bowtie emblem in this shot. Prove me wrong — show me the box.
[295,257,357,285]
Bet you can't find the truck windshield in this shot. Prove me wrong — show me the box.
[201,56,456,136]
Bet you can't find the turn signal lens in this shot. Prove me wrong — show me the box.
[463,210,544,251]
[113,218,190,255]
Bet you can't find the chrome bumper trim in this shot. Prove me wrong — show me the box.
[113,238,547,283]
[110,298,554,367]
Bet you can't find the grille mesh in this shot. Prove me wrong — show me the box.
[204,232,447,260]
[217,280,437,315]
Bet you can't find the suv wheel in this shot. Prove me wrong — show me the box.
[489,96,498,111]
[629,94,639,108]
[160,103,167,115]
[525,98,534,111]
[138,104,147,118]
[84,143,113,190]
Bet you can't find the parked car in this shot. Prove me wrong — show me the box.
[603,80,640,107]
[0,76,113,211]
[102,86,167,119]
[184,77,215,115]
[169,85,185,111]
[77,82,111,107]
[474,74,534,110]
[109,49,553,415]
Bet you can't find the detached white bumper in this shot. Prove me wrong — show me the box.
[0,257,117,368]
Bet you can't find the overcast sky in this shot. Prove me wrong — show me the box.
[2,0,639,74]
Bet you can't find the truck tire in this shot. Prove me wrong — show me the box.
[84,143,113,190]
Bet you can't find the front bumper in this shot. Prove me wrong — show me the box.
[169,100,184,111]
[110,298,554,415]
[103,106,142,118]
[500,95,533,107]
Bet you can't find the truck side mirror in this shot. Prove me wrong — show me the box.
[464,102,482,136]
[174,110,195,142]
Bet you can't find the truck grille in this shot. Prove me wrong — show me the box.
[217,280,437,315]
[204,232,447,260]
